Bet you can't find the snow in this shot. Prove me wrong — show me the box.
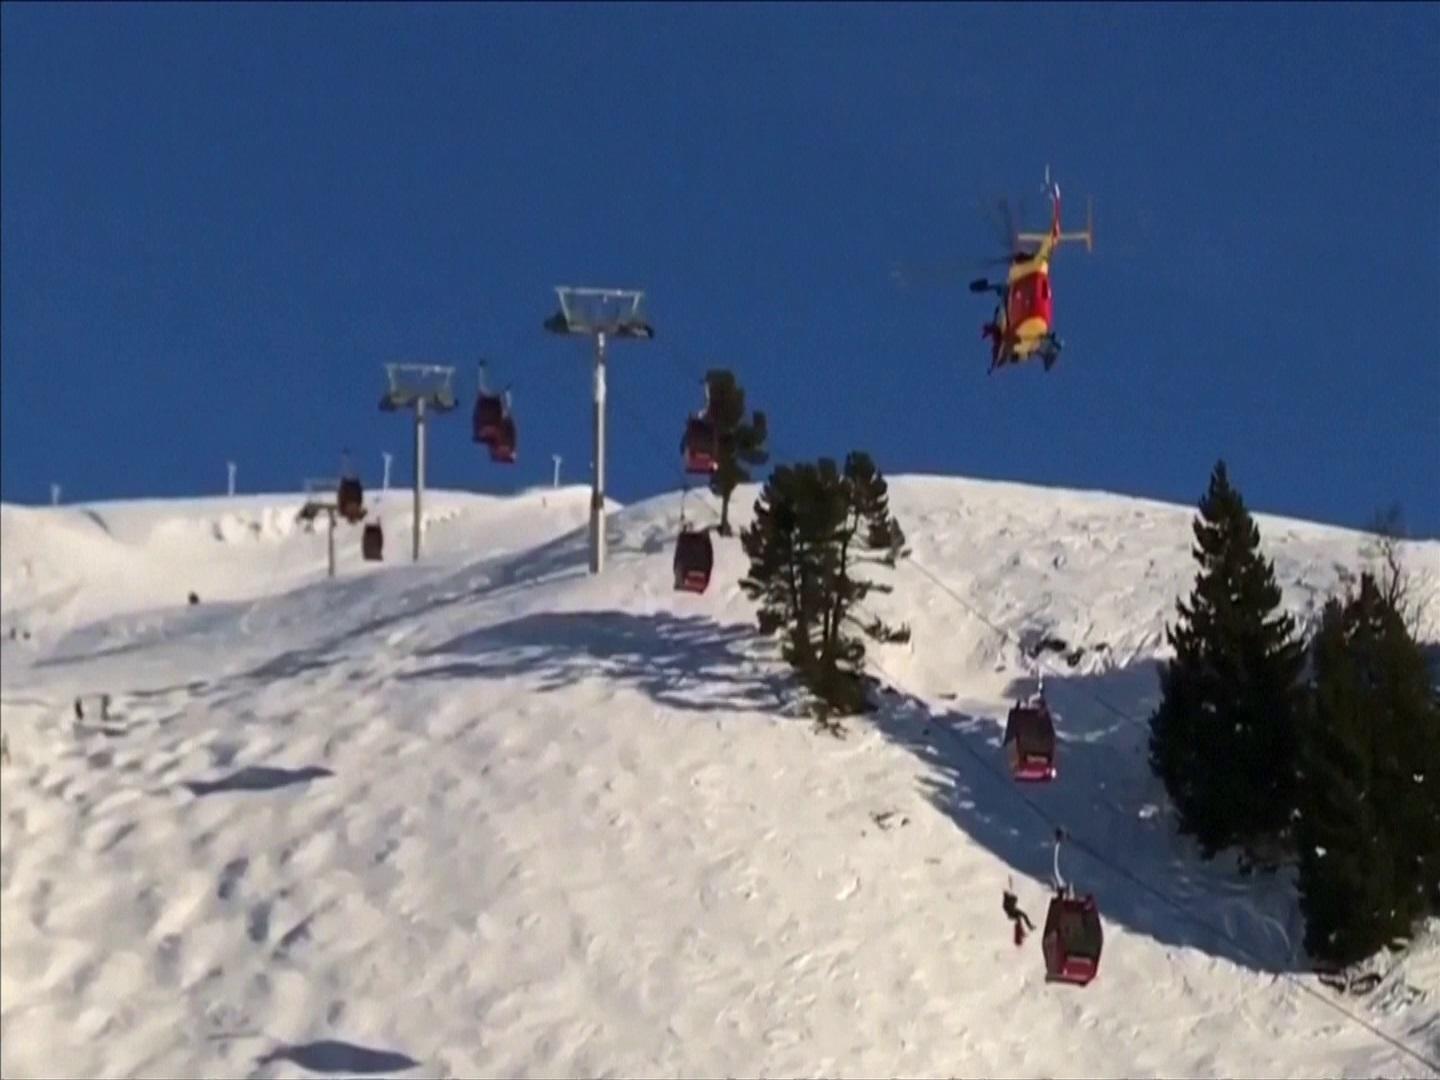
[2,476,1437,1079]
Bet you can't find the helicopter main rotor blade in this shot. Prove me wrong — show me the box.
[890,258,978,288]
[998,197,1018,252]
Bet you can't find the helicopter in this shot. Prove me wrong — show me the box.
[969,166,1093,374]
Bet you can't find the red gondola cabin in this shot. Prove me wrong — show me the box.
[488,416,517,464]
[673,528,714,593]
[473,393,504,445]
[362,522,384,562]
[1003,698,1057,781]
[337,477,365,524]
[1042,892,1103,986]
[682,417,718,475]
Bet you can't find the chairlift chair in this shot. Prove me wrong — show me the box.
[673,526,714,594]
[1003,696,1057,782]
[362,521,384,562]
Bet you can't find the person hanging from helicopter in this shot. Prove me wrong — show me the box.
[1002,875,1036,946]
[981,298,1007,372]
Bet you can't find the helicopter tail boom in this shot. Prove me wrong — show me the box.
[1018,196,1094,254]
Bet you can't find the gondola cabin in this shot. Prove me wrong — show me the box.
[1003,699,1057,781]
[336,477,365,524]
[1042,892,1103,986]
[362,522,384,562]
[473,393,504,445]
[488,417,517,464]
[673,527,714,594]
[683,417,718,475]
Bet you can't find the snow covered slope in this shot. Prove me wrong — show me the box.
[2,477,1437,1079]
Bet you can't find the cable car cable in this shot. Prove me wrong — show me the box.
[699,418,1437,1074]
[870,644,1436,1073]
[607,392,725,525]
[860,560,1440,1076]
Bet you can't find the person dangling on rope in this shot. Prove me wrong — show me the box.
[1002,876,1035,946]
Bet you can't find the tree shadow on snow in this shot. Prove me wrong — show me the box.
[183,764,334,797]
[869,658,1310,976]
[401,610,792,715]
[36,522,597,677]
[256,1040,419,1074]
[219,524,602,687]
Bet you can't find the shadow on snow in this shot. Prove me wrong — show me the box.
[255,1039,419,1074]
[868,656,1309,976]
[183,764,334,797]
[400,609,793,715]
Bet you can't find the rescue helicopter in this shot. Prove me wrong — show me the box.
[969,166,1093,374]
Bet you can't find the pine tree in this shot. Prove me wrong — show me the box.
[1148,460,1306,866]
[740,452,908,719]
[704,369,768,536]
[1296,574,1440,969]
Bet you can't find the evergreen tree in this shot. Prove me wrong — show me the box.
[1148,460,1306,867]
[1296,573,1440,969]
[740,452,908,719]
[704,369,769,536]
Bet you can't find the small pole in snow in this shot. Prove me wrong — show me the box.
[227,461,237,497]
[50,484,61,506]
[552,454,562,488]
[382,451,394,492]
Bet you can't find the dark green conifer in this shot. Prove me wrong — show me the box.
[740,452,908,720]
[1148,461,1306,867]
[703,369,768,537]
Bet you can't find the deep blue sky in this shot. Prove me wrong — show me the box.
[3,3,1438,535]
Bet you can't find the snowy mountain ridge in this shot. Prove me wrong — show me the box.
[1,475,1437,1079]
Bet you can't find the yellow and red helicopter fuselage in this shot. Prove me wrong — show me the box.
[975,170,1092,372]
[998,258,1055,361]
